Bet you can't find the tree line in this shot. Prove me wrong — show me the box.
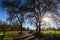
[0,20,28,31]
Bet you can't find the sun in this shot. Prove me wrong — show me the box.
[42,17,50,22]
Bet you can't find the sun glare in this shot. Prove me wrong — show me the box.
[42,17,50,22]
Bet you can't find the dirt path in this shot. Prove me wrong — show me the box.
[14,31,36,40]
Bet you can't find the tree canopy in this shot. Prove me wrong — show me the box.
[2,0,60,33]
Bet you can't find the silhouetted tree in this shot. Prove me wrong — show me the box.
[26,0,59,34]
[2,0,60,35]
[2,0,25,33]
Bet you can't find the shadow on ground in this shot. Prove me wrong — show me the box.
[14,32,60,40]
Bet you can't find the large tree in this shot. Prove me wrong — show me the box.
[2,0,60,34]
[25,0,59,34]
[2,0,26,33]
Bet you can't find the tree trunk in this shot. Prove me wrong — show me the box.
[39,21,41,34]
[36,17,39,33]
[36,22,38,33]
[20,23,23,33]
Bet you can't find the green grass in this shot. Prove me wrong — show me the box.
[5,31,20,38]
[0,30,60,40]
[2,31,20,40]
[0,32,3,35]
[4,31,19,40]
[0,31,20,37]
[41,30,60,35]
[0,30,60,36]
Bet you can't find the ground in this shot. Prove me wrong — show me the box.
[0,30,60,40]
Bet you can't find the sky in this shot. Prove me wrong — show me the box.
[0,0,60,29]
[0,0,25,21]
[0,0,35,29]
[0,0,25,22]
[0,0,8,22]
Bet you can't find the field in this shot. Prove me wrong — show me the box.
[41,30,60,35]
[0,31,20,40]
[0,30,60,40]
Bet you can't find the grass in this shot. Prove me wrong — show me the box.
[0,32,3,35]
[0,31,20,40]
[5,31,20,38]
[0,30,60,36]
[41,30,60,35]
[0,30,60,40]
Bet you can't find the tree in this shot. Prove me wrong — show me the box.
[2,0,60,35]
[2,0,26,33]
[26,0,59,34]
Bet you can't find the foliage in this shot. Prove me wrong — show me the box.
[2,0,60,34]
[5,31,19,38]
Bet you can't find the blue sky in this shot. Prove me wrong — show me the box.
[0,0,8,22]
[0,8,8,21]
[0,0,60,29]
[0,0,25,22]
[0,0,35,29]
